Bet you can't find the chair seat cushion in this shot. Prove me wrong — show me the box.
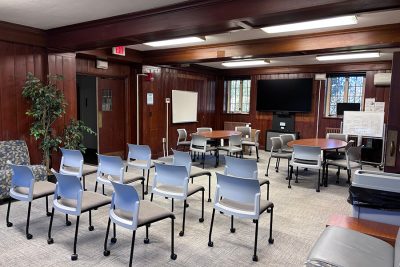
[59,191,111,212]
[306,226,393,267]
[272,152,292,159]
[156,183,204,197]
[292,159,319,166]
[219,198,273,215]
[242,141,256,146]
[122,173,145,184]
[218,146,242,153]
[177,141,191,146]
[114,200,174,227]
[128,160,155,169]
[83,164,97,175]
[326,159,361,169]
[190,166,211,178]
[14,181,56,200]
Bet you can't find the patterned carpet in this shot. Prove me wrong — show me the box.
[0,150,367,267]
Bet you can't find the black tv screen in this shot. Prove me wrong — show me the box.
[256,78,313,112]
[336,103,360,116]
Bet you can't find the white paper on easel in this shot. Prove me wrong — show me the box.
[374,102,385,112]
[364,98,375,111]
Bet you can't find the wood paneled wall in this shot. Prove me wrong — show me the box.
[217,63,391,149]
[141,67,217,157]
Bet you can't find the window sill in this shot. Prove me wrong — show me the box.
[323,116,343,119]
[224,112,250,115]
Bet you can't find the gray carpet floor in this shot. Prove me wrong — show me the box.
[0,150,375,266]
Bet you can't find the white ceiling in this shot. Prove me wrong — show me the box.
[0,0,188,29]
[129,9,400,51]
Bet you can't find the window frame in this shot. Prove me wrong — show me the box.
[224,78,251,114]
[324,74,366,117]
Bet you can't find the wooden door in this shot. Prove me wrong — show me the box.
[97,77,126,157]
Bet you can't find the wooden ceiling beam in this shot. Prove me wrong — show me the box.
[46,0,400,51]
[142,24,400,64]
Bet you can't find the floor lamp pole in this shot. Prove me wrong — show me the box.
[165,98,170,156]
[316,79,322,138]
[136,74,147,145]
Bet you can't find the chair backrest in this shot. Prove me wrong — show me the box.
[344,140,355,151]
[9,163,35,189]
[216,173,260,205]
[98,154,124,179]
[154,163,188,188]
[270,137,283,152]
[127,144,151,161]
[53,171,82,200]
[172,149,191,175]
[347,145,363,162]
[235,126,251,138]
[60,148,84,176]
[228,134,242,148]
[177,129,187,142]
[280,134,296,147]
[111,181,140,214]
[190,134,207,152]
[224,157,257,179]
[326,133,348,142]
[197,127,212,133]
[293,145,322,161]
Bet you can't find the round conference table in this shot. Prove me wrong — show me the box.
[197,130,241,167]
[287,138,347,187]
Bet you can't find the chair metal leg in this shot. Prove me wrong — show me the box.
[83,175,87,191]
[111,223,117,243]
[46,195,51,216]
[266,181,270,201]
[170,217,177,260]
[88,210,94,231]
[171,198,174,212]
[207,174,211,202]
[256,147,259,162]
[347,169,351,184]
[317,169,321,192]
[71,215,80,261]
[230,215,235,233]
[287,159,290,180]
[253,219,259,261]
[47,208,55,244]
[268,207,274,244]
[288,166,293,188]
[145,169,150,194]
[94,181,98,193]
[199,190,204,222]
[265,157,272,176]
[179,200,187,236]
[26,202,32,239]
[336,166,340,184]
[6,198,12,227]
[102,184,105,195]
[295,167,299,183]
[128,230,136,267]
[202,153,205,169]
[126,165,128,172]
[208,208,215,247]
[103,218,111,256]
[144,224,150,244]
[141,180,145,200]
[66,214,71,226]
[150,193,154,202]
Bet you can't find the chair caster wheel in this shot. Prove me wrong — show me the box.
[103,250,110,256]
[26,233,33,240]
[316,189,320,192]
[230,228,235,233]
[207,199,211,202]
[268,238,274,244]
[144,238,150,244]
[144,191,148,195]
[111,237,117,244]
[6,222,13,227]
[295,180,298,183]
[47,238,54,244]
[199,218,204,223]
[171,253,177,260]
[66,221,72,226]
[265,173,268,177]
[185,203,189,208]
[46,212,52,217]
[288,185,291,189]
[71,254,78,261]
[285,177,289,180]
[208,241,214,247]
[179,231,184,236]
[88,226,94,231]
[253,255,258,262]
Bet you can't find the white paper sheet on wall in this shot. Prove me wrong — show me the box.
[364,98,375,112]
[374,102,385,112]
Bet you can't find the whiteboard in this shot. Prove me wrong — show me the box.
[172,90,198,123]
[342,111,384,138]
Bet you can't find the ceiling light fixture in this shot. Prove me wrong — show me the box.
[316,52,380,61]
[261,15,357,33]
[222,59,270,67]
[144,37,205,47]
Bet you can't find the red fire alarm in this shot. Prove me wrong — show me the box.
[144,73,154,82]
[112,46,125,56]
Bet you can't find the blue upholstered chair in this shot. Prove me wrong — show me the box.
[103,181,177,266]
[208,173,274,262]
[126,144,154,195]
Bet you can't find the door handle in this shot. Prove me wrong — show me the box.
[390,141,395,157]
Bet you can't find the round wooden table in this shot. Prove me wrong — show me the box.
[198,130,241,139]
[287,138,347,187]
[287,138,347,150]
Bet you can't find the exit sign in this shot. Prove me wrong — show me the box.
[112,46,125,56]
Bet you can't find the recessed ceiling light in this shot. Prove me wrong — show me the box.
[222,60,270,67]
[144,37,205,47]
[316,52,380,61]
[261,15,357,33]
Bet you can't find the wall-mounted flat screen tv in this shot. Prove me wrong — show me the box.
[256,78,313,113]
